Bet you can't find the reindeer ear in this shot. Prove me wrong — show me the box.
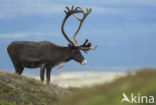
[68,43,77,49]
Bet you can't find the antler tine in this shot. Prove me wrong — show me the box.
[72,7,92,46]
[86,7,92,14]
[91,44,97,50]
[73,7,82,21]
[71,5,74,10]
[79,43,98,52]
[81,39,88,46]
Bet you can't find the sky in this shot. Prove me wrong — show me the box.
[0,0,156,72]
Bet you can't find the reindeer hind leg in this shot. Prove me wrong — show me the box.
[18,66,24,75]
[46,65,52,85]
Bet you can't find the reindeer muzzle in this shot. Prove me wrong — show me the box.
[81,59,87,65]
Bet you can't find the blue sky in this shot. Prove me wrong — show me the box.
[0,0,156,71]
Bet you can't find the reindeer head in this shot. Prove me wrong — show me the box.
[61,6,97,64]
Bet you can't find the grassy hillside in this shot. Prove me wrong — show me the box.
[0,68,156,105]
[55,68,156,105]
[0,71,70,105]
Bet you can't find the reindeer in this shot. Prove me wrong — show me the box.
[7,6,97,84]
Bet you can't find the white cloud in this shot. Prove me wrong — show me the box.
[0,32,57,38]
[92,6,123,14]
[0,0,155,22]
[0,0,66,18]
[88,0,156,6]
[1,0,155,19]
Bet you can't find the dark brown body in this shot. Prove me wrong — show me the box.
[7,41,85,84]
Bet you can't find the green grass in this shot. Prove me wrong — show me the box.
[0,101,14,105]
[55,68,156,105]
[0,71,70,105]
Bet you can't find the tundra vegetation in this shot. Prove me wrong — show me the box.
[0,68,156,105]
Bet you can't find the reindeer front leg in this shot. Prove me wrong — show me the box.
[46,65,52,85]
[40,64,46,82]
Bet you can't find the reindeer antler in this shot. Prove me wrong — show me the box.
[61,6,97,52]
[61,6,82,45]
